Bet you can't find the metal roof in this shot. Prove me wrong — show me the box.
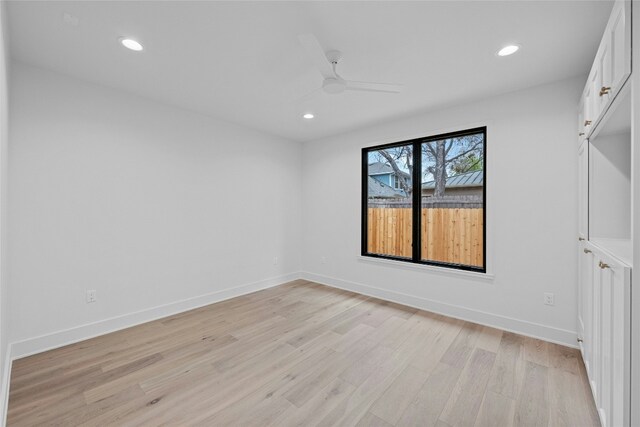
[421,170,483,189]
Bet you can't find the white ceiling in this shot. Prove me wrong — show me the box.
[8,1,612,142]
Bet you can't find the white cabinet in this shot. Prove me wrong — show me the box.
[577,242,594,358]
[588,87,631,246]
[597,30,612,110]
[576,3,633,425]
[578,0,631,136]
[578,97,587,143]
[584,73,595,132]
[609,1,631,99]
[578,140,589,239]
[591,56,604,122]
[579,242,631,427]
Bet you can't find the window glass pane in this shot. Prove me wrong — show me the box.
[421,132,484,268]
[366,145,413,258]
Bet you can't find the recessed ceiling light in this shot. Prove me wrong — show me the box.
[119,38,143,52]
[497,45,520,57]
[303,113,314,119]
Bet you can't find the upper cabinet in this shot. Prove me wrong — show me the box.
[578,97,586,143]
[578,0,631,141]
[610,1,631,97]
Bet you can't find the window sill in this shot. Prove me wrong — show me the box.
[357,255,495,282]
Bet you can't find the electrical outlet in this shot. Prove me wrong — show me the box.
[86,289,97,303]
[321,256,326,264]
[273,257,278,265]
[544,293,554,306]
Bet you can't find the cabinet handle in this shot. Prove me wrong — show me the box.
[578,237,585,241]
[599,261,610,269]
[584,120,592,126]
[579,132,585,136]
[577,338,583,343]
[599,86,611,96]
[584,249,592,254]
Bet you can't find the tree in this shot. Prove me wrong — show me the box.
[422,134,483,197]
[370,146,413,196]
[450,152,483,175]
[368,133,483,199]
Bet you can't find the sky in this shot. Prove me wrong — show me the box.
[367,133,484,183]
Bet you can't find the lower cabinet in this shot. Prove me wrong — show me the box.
[578,241,631,427]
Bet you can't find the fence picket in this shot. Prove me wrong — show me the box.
[367,208,483,268]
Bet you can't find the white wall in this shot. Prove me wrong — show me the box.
[0,0,10,418]
[8,63,302,354]
[6,63,585,354]
[301,77,583,346]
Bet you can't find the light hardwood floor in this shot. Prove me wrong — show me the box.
[7,280,600,426]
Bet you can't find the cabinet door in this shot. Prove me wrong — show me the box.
[578,140,589,239]
[578,243,595,373]
[593,251,631,427]
[595,36,612,111]
[584,73,595,133]
[590,251,602,406]
[609,0,631,99]
[578,97,587,143]
[581,0,630,134]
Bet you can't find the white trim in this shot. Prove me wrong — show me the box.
[0,345,11,427]
[10,272,302,360]
[357,255,494,282]
[301,271,577,348]
[359,120,493,152]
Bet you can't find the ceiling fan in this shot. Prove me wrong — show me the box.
[298,34,403,96]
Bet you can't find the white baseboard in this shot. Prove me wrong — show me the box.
[10,272,302,360]
[301,271,578,348]
[0,270,576,425]
[0,344,12,427]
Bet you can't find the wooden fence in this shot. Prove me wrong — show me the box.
[370,195,482,209]
[367,208,483,267]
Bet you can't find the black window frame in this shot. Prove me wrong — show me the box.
[361,126,487,273]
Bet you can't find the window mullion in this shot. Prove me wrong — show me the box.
[412,141,421,262]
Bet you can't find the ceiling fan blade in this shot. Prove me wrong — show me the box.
[296,87,322,103]
[298,33,336,79]
[345,80,402,94]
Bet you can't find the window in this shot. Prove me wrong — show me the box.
[362,127,486,272]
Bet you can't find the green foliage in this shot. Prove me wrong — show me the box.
[449,152,483,175]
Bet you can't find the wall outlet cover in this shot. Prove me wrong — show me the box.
[86,289,97,303]
[544,293,554,306]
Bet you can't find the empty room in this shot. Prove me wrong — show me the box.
[0,0,637,425]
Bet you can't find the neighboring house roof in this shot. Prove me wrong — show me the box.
[368,162,410,178]
[368,176,406,198]
[421,170,483,190]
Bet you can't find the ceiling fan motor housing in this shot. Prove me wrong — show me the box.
[297,35,401,95]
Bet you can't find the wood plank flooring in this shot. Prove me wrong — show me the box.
[7,280,600,426]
